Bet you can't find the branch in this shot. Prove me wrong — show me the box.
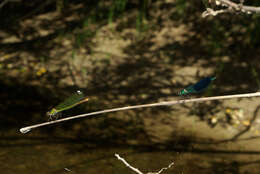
[218,0,260,13]
[0,0,20,9]
[202,0,260,17]
[202,8,230,17]
[115,154,174,174]
[19,92,260,133]
[115,154,143,174]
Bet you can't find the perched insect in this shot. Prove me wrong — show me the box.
[178,77,216,96]
[47,90,89,120]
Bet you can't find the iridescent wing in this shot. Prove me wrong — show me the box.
[192,77,215,93]
[178,77,216,96]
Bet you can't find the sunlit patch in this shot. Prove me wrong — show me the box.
[225,108,231,113]
[242,120,250,126]
[36,67,47,76]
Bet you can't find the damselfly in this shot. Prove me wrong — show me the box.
[47,90,89,120]
[178,77,216,96]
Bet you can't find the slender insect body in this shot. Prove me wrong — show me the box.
[47,91,89,120]
[178,77,216,96]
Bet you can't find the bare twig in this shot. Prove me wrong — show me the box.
[202,0,260,17]
[0,0,20,9]
[147,162,174,174]
[20,92,260,133]
[217,0,260,13]
[64,168,73,172]
[115,154,174,174]
[115,154,143,174]
[202,8,230,17]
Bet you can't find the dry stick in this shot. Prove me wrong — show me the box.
[20,92,260,133]
[217,0,260,13]
[115,153,174,174]
[115,154,143,174]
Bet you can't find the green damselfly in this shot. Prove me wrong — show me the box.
[47,90,89,120]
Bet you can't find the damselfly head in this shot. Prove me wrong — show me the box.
[177,90,183,96]
[46,108,58,118]
[46,108,60,120]
[178,89,188,96]
[47,108,56,116]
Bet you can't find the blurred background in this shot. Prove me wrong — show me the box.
[1,0,260,173]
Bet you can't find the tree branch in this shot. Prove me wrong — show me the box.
[115,154,174,174]
[218,0,260,13]
[202,0,260,17]
[20,92,260,134]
